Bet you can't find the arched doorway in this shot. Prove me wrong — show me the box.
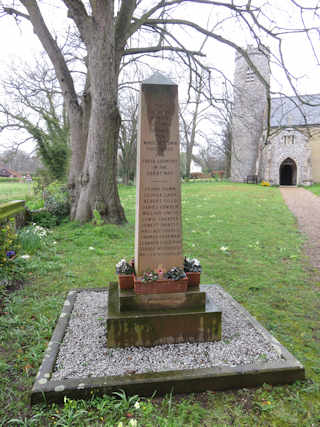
[279,158,297,185]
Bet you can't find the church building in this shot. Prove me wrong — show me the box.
[230,45,320,186]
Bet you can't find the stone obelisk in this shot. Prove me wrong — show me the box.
[134,72,183,276]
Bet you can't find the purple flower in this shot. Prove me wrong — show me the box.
[6,250,16,258]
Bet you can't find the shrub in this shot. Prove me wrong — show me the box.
[25,196,44,211]
[0,177,21,183]
[32,170,53,197]
[26,181,69,228]
[28,209,58,228]
[44,181,70,223]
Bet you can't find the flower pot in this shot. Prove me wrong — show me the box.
[134,277,188,295]
[118,274,134,290]
[186,272,200,287]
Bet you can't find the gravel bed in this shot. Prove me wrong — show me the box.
[52,286,281,380]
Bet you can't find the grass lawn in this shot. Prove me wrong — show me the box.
[0,182,34,204]
[0,182,320,425]
[308,183,320,197]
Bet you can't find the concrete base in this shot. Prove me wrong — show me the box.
[31,285,305,405]
[107,282,221,348]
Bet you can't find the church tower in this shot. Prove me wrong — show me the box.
[230,45,270,182]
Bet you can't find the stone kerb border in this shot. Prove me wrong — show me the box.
[31,285,305,405]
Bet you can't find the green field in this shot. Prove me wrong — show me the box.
[0,181,34,204]
[0,181,320,425]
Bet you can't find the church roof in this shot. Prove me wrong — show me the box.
[270,94,320,127]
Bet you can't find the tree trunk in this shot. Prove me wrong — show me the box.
[68,72,91,220]
[185,89,200,178]
[186,120,197,177]
[123,170,130,185]
[186,146,192,178]
[19,0,127,225]
[68,106,87,220]
[73,25,126,224]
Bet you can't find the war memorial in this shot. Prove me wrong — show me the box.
[31,74,304,404]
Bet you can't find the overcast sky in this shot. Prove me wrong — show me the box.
[0,1,319,153]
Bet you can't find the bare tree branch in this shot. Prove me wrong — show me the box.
[62,0,91,43]
[19,0,81,116]
[123,45,205,57]
[289,0,320,10]
[115,0,136,49]
[2,6,30,20]
[141,17,270,90]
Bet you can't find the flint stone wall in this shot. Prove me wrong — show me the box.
[230,46,270,182]
[262,129,312,185]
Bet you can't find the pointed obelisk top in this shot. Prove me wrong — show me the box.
[142,71,176,86]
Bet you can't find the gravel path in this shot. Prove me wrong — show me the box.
[280,187,320,271]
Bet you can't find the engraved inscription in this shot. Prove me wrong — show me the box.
[139,184,182,257]
[144,86,176,156]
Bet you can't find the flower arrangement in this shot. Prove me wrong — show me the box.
[116,259,134,275]
[184,257,202,273]
[141,267,186,283]
[165,267,186,280]
[134,266,188,294]
[184,257,202,287]
[116,259,134,289]
[141,270,159,283]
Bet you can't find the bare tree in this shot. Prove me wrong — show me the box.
[180,73,209,178]
[1,0,319,223]
[118,90,138,185]
[0,58,69,180]
[221,119,232,177]
[216,85,233,177]
[180,71,233,177]
[195,143,225,175]
[0,148,41,174]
